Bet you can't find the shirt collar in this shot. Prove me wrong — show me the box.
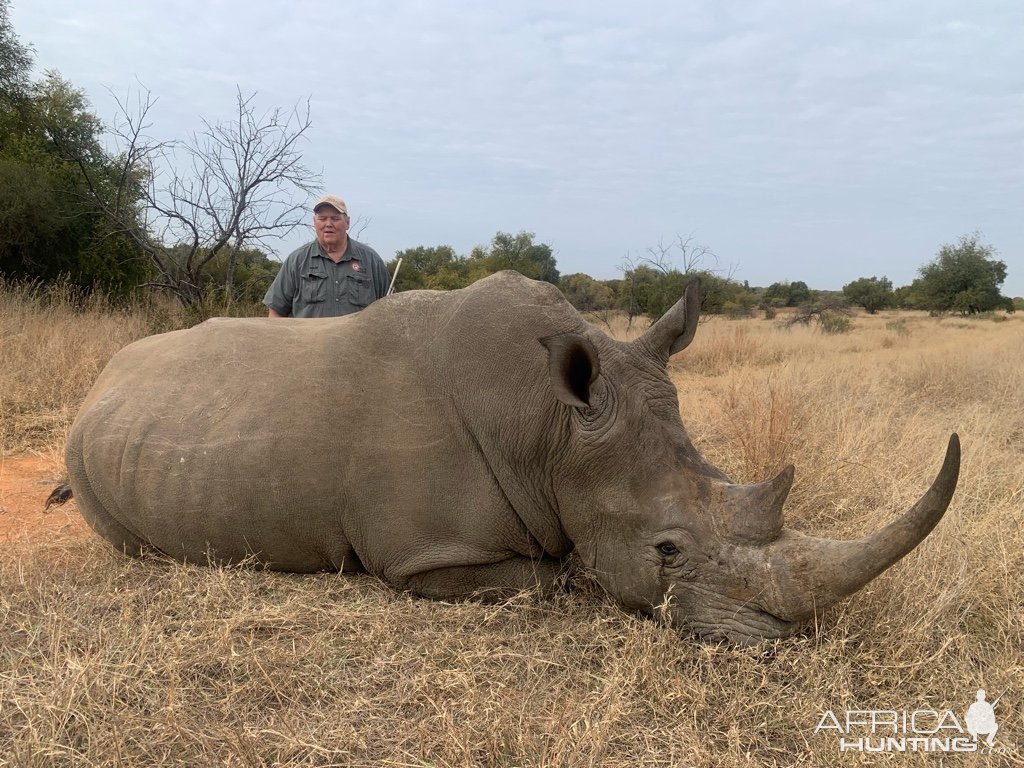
[314,239,357,263]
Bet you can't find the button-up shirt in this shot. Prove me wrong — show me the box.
[263,238,391,317]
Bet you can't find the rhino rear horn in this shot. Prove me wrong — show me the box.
[636,278,701,360]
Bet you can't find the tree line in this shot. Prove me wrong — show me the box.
[841,233,1015,315]
[1,10,148,294]
[1,0,314,310]
[389,230,1016,319]
[1,2,1016,318]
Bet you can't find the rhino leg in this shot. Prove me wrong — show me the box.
[405,556,567,602]
[67,439,152,557]
[70,474,152,557]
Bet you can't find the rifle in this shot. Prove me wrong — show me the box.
[387,257,403,296]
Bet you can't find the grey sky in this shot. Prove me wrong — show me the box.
[12,0,1024,295]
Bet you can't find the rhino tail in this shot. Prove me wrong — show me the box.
[44,483,74,512]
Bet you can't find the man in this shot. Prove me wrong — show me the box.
[264,195,390,317]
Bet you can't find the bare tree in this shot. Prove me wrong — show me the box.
[644,233,718,276]
[785,296,852,331]
[65,87,321,308]
[617,234,722,326]
[349,214,372,240]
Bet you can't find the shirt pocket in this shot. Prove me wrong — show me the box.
[344,272,374,308]
[300,270,328,304]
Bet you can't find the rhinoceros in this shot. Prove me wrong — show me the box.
[53,271,959,643]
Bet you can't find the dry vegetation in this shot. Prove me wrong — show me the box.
[1,286,1022,766]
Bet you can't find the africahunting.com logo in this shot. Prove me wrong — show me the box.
[815,688,1018,754]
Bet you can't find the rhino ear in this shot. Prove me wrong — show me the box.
[540,333,601,408]
[637,278,702,360]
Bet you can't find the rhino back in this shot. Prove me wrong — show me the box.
[68,272,583,574]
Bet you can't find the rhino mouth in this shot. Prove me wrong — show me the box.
[683,603,800,645]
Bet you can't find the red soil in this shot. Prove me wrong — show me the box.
[0,455,87,543]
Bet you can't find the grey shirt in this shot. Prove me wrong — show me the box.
[263,239,391,318]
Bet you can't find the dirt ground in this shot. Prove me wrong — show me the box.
[0,454,87,543]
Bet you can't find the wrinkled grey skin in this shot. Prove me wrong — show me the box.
[62,271,960,644]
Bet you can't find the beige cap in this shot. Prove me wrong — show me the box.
[313,195,348,215]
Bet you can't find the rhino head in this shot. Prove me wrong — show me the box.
[542,280,960,644]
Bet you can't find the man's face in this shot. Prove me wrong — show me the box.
[314,207,349,250]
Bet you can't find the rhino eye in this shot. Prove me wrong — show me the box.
[656,542,679,558]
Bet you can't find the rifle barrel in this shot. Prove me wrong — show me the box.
[387,257,403,296]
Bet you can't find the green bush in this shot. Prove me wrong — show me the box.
[885,319,909,336]
[724,303,754,319]
[819,312,853,334]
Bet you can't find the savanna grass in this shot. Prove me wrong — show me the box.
[1,290,1022,766]
[0,279,263,453]
[0,280,171,453]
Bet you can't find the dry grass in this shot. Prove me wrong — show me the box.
[0,279,261,453]
[2,291,1023,766]
[0,281,180,454]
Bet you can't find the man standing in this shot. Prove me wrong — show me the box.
[264,195,390,317]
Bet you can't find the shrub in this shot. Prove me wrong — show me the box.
[819,312,853,334]
[975,312,1009,323]
[884,319,909,336]
[725,304,754,320]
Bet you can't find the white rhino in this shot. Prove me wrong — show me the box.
[53,271,959,643]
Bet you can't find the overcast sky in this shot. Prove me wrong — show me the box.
[12,0,1024,295]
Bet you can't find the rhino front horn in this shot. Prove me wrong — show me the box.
[765,433,961,621]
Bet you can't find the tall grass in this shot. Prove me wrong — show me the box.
[0,280,149,453]
[1,290,1022,765]
[0,279,263,453]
